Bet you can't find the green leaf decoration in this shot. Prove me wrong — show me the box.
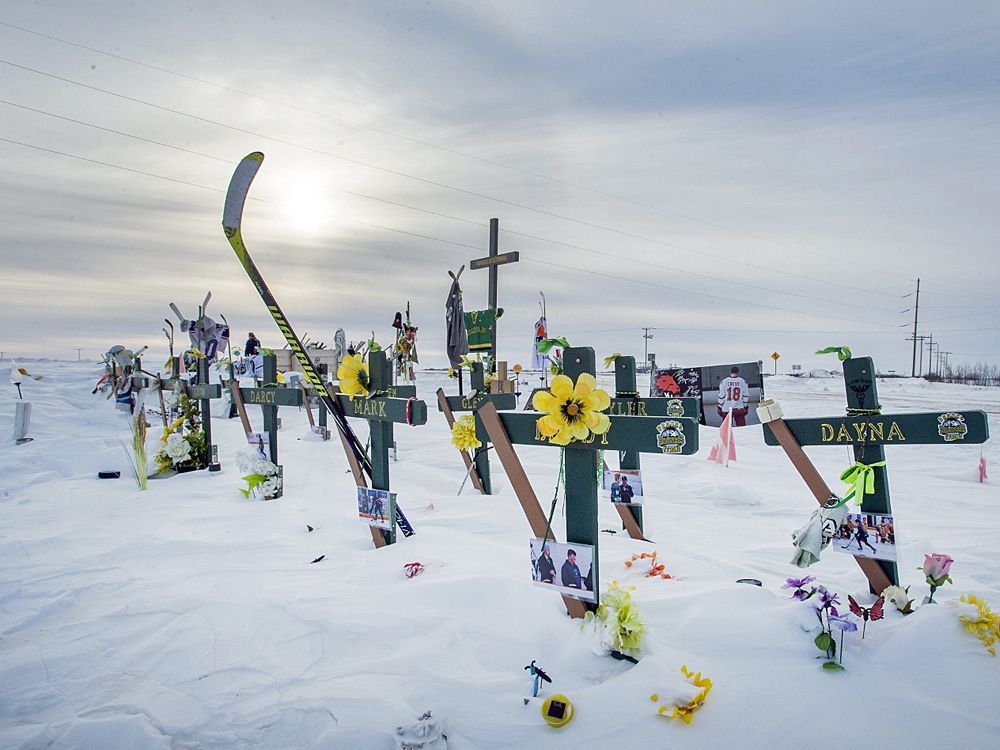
[536,337,571,355]
[814,632,833,651]
[815,345,852,361]
[822,661,845,671]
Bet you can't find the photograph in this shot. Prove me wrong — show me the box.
[357,486,395,530]
[246,432,270,461]
[601,468,644,505]
[529,538,596,603]
[701,361,764,428]
[652,361,764,427]
[831,512,897,562]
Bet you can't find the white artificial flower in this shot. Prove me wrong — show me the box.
[259,476,281,497]
[235,449,256,474]
[165,432,192,464]
[251,457,277,477]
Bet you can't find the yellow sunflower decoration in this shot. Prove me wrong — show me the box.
[336,354,370,400]
[532,373,611,445]
[451,415,481,451]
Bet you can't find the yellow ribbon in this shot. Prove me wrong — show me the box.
[839,461,887,506]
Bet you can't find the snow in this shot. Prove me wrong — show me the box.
[1,363,998,749]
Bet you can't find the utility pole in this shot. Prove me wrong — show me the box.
[642,328,655,370]
[941,351,953,378]
[909,278,920,377]
[915,335,927,376]
[75,348,83,361]
[927,338,938,377]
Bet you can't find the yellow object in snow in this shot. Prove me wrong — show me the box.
[541,694,574,728]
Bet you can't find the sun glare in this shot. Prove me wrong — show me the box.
[281,184,328,232]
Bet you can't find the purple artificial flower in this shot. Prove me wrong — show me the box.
[783,576,817,600]
[813,586,841,617]
[783,576,816,590]
[828,615,858,632]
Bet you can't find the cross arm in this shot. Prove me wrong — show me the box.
[763,411,989,447]
[487,412,700,455]
[336,394,428,425]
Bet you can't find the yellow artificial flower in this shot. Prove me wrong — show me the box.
[532,373,611,446]
[161,416,185,444]
[651,666,713,725]
[451,415,482,452]
[336,354,370,400]
[959,594,1000,655]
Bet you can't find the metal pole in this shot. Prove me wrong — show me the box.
[910,278,920,377]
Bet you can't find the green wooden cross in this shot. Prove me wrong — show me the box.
[158,358,223,470]
[762,355,989,590]
[235,353,303,499]
[333,349,427,546]
[610,355,700,535]
[437,360,517,494]
[469,218,519,362]
[478,346,700,617]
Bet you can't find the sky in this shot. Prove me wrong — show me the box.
[1,1,998,374]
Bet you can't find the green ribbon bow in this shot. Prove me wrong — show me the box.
[603,353,622,368]
[838,460,887,506]
[815,345,852,361]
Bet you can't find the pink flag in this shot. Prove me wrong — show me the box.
[980,455,988,483]
[707,410,737,466]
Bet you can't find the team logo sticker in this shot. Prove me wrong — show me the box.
[656,420,686,454]
[937,412,968,442]
[666,399,685,418]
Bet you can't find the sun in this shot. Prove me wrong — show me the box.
[281,183,328,232]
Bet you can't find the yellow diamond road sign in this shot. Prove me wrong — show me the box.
[771,352,780,360]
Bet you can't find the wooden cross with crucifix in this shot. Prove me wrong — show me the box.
[228,352,303,499]
[478,346,700,618]
[331,349,427,547]
[468,218,519,365]
[609,355,700,535]
[761,354,989,592]
[436,359,517,494]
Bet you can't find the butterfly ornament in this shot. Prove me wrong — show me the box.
[848,594,885,638]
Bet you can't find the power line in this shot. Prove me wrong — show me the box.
[0,17,935,283]
[0,133,900,330]
[0,96,902,315]
[0,56,907,301]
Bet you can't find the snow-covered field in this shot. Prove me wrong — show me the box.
[1,362,997,749]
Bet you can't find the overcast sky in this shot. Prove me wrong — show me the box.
[1,1,998,374]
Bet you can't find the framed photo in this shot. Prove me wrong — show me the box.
[529,538,596,603]
[601,468,643,505]
[357,486,395,530]
[831,512,897,562]
[247,432,270,460]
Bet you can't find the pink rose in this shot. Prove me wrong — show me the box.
[923,553,954,584]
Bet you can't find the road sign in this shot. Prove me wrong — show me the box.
[771,352,780,361]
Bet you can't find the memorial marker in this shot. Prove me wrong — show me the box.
[762,354,989,591]
[332,350,427,547]
[478,346,699,618]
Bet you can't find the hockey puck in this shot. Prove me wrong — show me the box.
[98,471,121,479]
[208,463,222,472]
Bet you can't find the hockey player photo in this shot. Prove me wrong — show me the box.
[717,366,750,426]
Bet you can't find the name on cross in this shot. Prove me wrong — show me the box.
[354,399,388,418]
[249,390,278,405]
[821,420,905,443]
[470,251,519,270]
